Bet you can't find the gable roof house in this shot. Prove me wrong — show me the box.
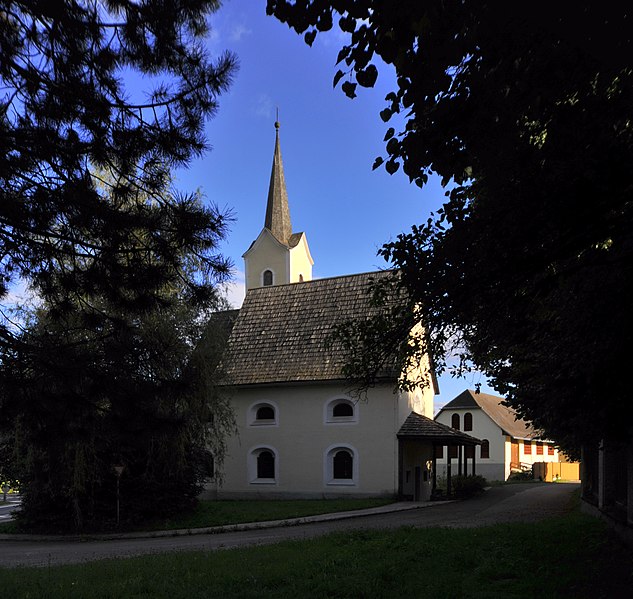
[435,389,561,481]
[204,123,480,501]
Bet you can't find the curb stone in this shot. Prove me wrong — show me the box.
[0,499,456,543]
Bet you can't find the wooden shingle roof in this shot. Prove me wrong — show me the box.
[438,389,541,441]
[398,412,481,445]
[264,123,292,244]
[221,271,397,386]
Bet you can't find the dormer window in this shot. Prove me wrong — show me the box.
[263,269,273,286]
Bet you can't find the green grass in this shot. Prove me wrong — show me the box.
[139,498,395,532]
[0,498,394,534]
[2,501,632,598]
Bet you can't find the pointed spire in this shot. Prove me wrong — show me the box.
[264,119,292,244]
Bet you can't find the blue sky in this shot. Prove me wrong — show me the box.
[174,1,496,408]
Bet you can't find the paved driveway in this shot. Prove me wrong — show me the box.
[0,495,21,524]
[0,483,579,568]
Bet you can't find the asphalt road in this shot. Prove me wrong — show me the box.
[0,482,579,568]
[0,495,21,524]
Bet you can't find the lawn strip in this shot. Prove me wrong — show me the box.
[1,508,632,598]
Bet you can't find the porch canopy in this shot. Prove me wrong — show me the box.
[397,411,482,498]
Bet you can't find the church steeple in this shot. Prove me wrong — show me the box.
[264,120,292,244]
[243,121,314,291]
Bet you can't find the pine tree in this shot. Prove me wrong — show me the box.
[0,1,238,530]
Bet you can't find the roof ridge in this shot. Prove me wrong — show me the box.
[245,269,395,294]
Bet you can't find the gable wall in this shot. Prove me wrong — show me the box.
[289,236,313,283]
[212,382,402,498]
[436,407,507,480]
[398,383,435,423]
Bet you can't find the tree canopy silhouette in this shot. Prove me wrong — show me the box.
[267,1,633,451]
[0,0,236,333]
[0,1,237,530]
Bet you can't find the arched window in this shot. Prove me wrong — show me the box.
[299,274,304,282]
[332,402,354,418]
[325,398,358,424]
[256,405,275,420]
[248,446,278,484]
[333,450,353,479]
[481,439,490,459]
[257,451,275,479]
[248,402,278,426]
[451,413,460,430]
[263,269,273,286]
[325,445,357,485]
[464,412,473,431]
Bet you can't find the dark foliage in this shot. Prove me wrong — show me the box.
[1,191,236,532]
[0,1,236,333]
[0,1,237,531]
[450,475,487,499]
[267,1,633,452]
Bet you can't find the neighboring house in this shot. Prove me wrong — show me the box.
[204,122,480,501]
[435,389,560,481]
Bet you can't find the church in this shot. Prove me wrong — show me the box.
[206,123,479,501]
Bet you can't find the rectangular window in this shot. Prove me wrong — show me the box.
[465,445,474,458]
[434,445,443,458]
[536,442,543,455]
[448,445,458,459]
[524,441,532,455]
[548,445,555,456]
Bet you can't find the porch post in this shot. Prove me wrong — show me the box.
[432,444,437,492]
[628,443,633,526]
[458,445,463,476]
[599,439,609,510]
[397,438,404,499]
[463,445,468,476]
[472,446,477,476]
[447,446,452,496]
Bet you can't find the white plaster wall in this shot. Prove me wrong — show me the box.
[216,382,402,498]
[398,383,434,423]
[288,234,313,283]
[401,443,435,500]
[504,437,513,481]
[244,230,289,290]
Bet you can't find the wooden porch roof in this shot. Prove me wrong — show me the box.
[398,411,482,445]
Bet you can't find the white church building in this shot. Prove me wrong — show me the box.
[207,123,480,501]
